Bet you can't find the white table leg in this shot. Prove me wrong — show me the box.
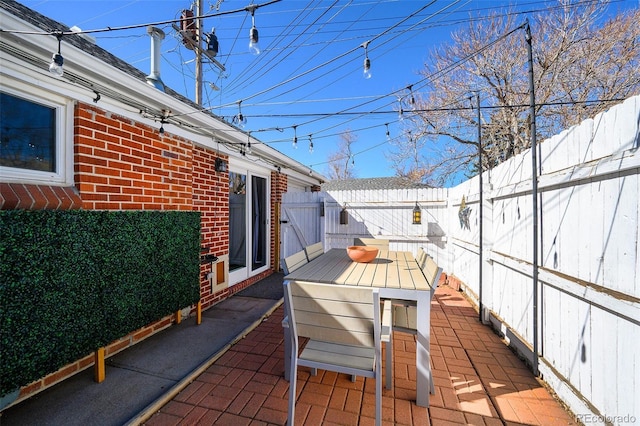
[282,280,291,382]
[415,292,431,407]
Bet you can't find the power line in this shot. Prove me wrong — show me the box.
[0,0,283,36]
[11,0,634,172]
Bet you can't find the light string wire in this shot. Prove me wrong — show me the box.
[256,20,528,145]
[0,0,282,36]
[6,0,629,165]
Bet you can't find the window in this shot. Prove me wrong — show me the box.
[1,92,56,172]
[0,83,73,185]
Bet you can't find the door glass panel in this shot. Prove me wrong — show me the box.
[251,176,267,271]
[229,172,246,272]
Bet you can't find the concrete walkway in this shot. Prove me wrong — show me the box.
[1,274,285,426]
[142,284,578,425]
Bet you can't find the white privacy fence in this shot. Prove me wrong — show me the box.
[281,187,450,265]
[449,95,640,424]
[280,95,639,424]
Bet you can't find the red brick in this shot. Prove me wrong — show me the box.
[211,412,250,425]
[255,406,288,424]
[43,363,79,386]
[144,411,181,426]
[0,183,19,209]
[394,398,413,425]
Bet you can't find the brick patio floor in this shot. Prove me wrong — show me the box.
[144,285,577,425]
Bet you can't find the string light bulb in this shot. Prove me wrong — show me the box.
[363,58,371,79]
[233,100,247,128]
[246,132,252,155]
[157,110,170,138]
[361,41,372,79]
[247,5,260,55]
[49,33,64,77]
[292,125,298,149]
[407,85,416,107]
[385,123,390,140]
[308,134,314,153]
[159,118,166,138]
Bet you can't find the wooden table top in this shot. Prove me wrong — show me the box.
[284,248,432,291]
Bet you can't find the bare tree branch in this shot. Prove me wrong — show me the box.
[326,130,358,180]
[389,1,639,185]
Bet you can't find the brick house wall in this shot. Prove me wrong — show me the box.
[271,169,288,269]
[74,103,194,211]
[1,101,290,404]
[192,145,230,308]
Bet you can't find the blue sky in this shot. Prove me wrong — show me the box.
[20,0,637,184]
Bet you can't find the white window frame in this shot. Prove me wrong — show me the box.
[0,76,74,186]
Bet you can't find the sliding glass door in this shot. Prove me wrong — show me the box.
[229,167,269,285]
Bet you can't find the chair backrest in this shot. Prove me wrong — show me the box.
[353,238,389,249]
[282,250,308,275]
[285,280,380,349]
[422,256,442,294]
[415,247,428,268]
[304,242,324,262]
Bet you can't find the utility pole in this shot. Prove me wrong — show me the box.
[195,0,203,106]
[525,20,539,378]
[174,0,225,107]
[476,92,483,325]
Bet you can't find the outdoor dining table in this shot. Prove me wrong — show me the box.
[283,248,434,407]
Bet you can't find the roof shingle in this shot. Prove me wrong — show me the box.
[321,177,431,191]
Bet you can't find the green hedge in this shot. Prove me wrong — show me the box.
[0,210,201,396]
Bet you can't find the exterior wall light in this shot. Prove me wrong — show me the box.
[340,207,349,225]
[412,202,422,225]
[215,158,227,173]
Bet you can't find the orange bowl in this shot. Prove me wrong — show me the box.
[346,246,379,263]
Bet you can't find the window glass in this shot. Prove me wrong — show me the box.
[0,92,56,173]
[229,172,247,272]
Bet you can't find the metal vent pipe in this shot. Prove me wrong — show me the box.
[146,26,165,91]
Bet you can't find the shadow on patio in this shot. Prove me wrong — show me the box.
[144,285,577,425]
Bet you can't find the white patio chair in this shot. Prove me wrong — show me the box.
[304,241,324,262]
[353,237,389,249]
[415,246,428,268]
[385,251,442,394]
[284,280,385,426]
[281,249,310,381]
[281,250,308,275]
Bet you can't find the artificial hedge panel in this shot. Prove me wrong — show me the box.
[0,210,201,396]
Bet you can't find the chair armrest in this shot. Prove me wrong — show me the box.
[380,300,392,343]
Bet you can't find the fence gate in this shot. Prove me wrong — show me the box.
[280,192,323,264]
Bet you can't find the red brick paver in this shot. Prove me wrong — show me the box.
[145,285,577,425]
